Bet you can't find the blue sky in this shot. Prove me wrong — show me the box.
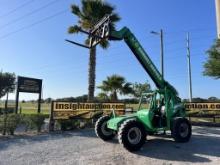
[0,0,219,101]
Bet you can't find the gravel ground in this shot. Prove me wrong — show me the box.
[0,126,220,165]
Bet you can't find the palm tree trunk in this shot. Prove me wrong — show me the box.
[112,90,118,102]
[88,47,96,102]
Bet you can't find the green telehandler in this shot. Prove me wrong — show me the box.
[66,15,192,152]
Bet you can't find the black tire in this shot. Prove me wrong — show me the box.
[172,117,192,142]
[118,119,146,152]
[95,115,115,141]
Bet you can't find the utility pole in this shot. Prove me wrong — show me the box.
[151,29,165,135]
[151,29,164,79]
[160,29,164,79]
[187,32,193,102]
[215,0,220,38]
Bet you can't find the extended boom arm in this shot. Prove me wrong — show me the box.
[109,27,178,97]
[110,27,163,89]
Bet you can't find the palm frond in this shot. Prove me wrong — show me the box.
[71,5,83,18]
[99,39,110,49]
[121,82,134,95]
[68,25,81,34]
[78,19,91,29]
[110,14,121,23]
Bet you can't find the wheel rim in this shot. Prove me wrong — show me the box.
[101,121,112,136]
[127,127,142,145]
[179,122,189,138]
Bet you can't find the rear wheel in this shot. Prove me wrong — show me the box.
[118,119,146,151]
[172,118,191,142]
[95,115,115,141]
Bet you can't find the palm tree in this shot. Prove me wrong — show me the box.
[97,92,109,101]
[68,0,120,102]
[97,74,133,101]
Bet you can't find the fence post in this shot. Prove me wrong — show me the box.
[49,102,54,132]
[19,106,22,114]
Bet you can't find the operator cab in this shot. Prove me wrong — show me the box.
[137,92,152,110]
[138,91,167,128]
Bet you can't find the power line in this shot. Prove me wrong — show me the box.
[0,0,61,30]
[165,35,215,46]
[100,33,215,53]
[0,9,68,40]
[165,42,211,52]
[0,0,35,19]
[101,44,208,58]
[165,27,215,35]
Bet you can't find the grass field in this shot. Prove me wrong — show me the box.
[18,103,50,114]
[0,102,50,114]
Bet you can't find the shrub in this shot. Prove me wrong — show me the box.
[57,119,80,131]
[24,114,46,132]
[0,114,21,135]
[0,115,6,135]
[0,113,47,135]
[6,114,21,135]
[0,108,15,115]
[83,119,94,128]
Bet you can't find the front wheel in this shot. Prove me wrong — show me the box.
[118,119,146,152]
[95,115,115,141]
[172,118,192,142]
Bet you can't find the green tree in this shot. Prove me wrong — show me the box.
[203,39,220,79]
[0,72,16,110]
[207,96,219,102]
[132,82,151,98]
[44,98,52,104]
[0,72,16,98]
[68,0,120,102]
[97,75,133,101]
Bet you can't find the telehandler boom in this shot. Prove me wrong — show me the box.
[67,15,192,151]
